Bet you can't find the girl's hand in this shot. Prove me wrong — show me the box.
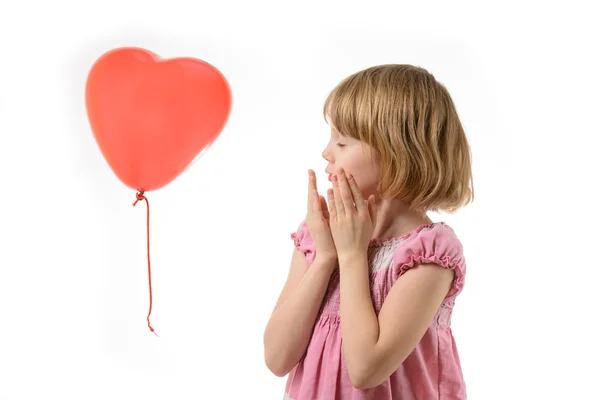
[327,168,377,263]
[305,169,338,264]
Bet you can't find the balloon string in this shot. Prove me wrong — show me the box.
[133,191,159,337]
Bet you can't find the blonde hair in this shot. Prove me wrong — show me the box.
[323,64,474,214]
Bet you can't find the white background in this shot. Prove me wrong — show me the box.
[1,0,598,399]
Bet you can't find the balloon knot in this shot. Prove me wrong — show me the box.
[133,191,146,206]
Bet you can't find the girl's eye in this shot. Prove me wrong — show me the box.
[336,143,345,148]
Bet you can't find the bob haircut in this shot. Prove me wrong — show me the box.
[324,64,474,214]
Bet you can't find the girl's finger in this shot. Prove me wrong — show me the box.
[347,173,367,215]
[327,188,336,220]
[337,170,356,215]
[331,174,345,215]
[319,195,330,220]
[307,170,321,219]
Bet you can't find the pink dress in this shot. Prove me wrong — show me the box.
[284,220,467,400]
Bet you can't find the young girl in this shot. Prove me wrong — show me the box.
[263,64,473,399]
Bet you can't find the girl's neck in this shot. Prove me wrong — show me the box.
[370,197,433,241]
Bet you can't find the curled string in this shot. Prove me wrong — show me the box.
[133,191,158,337]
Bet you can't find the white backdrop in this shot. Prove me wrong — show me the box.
[1,1,598,399]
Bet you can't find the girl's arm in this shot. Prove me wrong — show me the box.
[263,249,336,377]
[339,256,454,389]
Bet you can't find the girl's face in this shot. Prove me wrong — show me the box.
[322,126,381,199]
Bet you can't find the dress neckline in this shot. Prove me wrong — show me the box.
[368,221,447,247]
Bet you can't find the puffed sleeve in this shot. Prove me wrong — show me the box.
[290,220,317,264]
[392,223,466,299]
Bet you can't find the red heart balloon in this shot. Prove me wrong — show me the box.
[85,47,232,192]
